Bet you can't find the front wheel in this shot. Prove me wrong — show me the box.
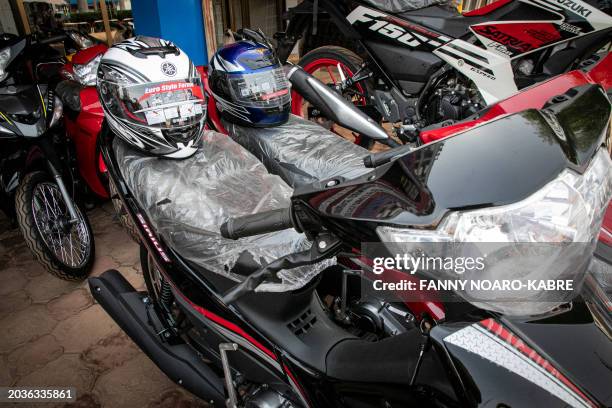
[15,171,95,280]
[294,46,377,150]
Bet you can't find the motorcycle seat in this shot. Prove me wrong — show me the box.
[326,328,456,397]
[224,114,372,189]
[113,131,333,292]
[325,329,424,383]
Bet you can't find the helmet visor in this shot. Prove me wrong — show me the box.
[227,67,290,108]
[99,77,206,129]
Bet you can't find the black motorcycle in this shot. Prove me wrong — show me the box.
[0,34,95,280]
[91,63,612,408]
[275,0,612,147]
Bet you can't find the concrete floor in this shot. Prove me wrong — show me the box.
[0,203,206,408]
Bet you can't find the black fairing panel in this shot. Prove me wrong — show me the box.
[234,284,357,374]
[430,322,597,407]
[0,85,41,116]
[548,85,611,166]
[364,40,443,83]
[295,85,609,245]
[503,302,612,405]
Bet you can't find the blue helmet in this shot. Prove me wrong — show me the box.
[209,41,290,127]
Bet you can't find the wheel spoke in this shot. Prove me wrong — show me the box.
[326,66,337,84]
[30,181,90,268]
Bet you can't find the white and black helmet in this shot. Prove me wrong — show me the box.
[97,36,206,158]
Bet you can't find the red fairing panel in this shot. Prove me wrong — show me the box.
[196,65,227,134]
[471,22,562,53]
[462,0,513,16]
[72,44,108,65]
[65,87,107,198]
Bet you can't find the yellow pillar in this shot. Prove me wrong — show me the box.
[98,0,113,46]
[202,0,217,58]
[15,0,30,35]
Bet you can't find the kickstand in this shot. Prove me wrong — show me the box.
[220,343,239,408]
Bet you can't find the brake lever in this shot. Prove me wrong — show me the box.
[222,233,340,304]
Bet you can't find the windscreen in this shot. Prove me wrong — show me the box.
[227,67,290,108]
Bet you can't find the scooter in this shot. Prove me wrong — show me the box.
[90,50,612,406]
[0,34,95,280]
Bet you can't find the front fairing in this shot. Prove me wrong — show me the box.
[0,84,49,138]
[294,84,610,246]
[432,298,612,407]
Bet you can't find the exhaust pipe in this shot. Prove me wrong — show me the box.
[285,64,391,143]
[88,270,226,405]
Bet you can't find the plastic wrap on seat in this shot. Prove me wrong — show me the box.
[113,131,334,292]
[224,114,372,189]
[362,0,449,13]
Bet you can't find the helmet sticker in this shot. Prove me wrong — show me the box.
[161,61,177,76]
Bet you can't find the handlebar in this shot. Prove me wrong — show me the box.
[38,34,68,45]
[220,208,294,240]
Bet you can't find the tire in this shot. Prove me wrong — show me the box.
[15,171,95,281]
[108,178,140,242]
[296,46,376,150]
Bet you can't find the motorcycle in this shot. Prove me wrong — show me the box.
[57,43,109,201]
[275,0,612,147]
[90,46,612,406]
[0,34,95,280]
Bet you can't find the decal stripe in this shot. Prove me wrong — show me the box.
[178,294,312,407]
[446,43,489,63]
[478,318,597,407]
[436,48,495,76]
[0,111,13,125]
[187,301,278,360]
[444,319,597,408]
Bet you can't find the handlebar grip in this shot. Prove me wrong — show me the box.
[220,208,293,240]
[363,144,412,168]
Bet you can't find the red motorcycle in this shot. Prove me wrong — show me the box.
[57,44,109,200]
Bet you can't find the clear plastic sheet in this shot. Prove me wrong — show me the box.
[362,0,449,13]
[224,114,372,189]
[113,131,334,292]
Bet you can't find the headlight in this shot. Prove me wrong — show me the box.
[73,54,102,86]
[379,149,612,244]
[377,148,612,315]
[67,31,94,50]
[0,47,11,82]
